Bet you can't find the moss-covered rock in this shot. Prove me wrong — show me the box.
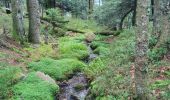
[28,58,87,80]
[12,72,59,100]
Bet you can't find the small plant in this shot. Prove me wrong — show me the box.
[148,47,167,63]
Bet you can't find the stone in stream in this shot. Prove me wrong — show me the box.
[58,73,89,100]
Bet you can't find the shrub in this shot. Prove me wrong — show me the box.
[148,47,167,63]
[12,72,59,100]
[0,66,22,99]
[28,58,86,80]
[45,8,64,23]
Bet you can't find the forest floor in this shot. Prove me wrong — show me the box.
[0,12,170,100]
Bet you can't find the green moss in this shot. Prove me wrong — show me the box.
[28,58,86,80]
[24,44,58,61]
[94,46,110,57]
[0,66,22,98]
[58,37,89,60]
[91,41,109,49]
[12,72,59,100]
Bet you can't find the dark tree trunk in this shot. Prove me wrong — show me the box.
[132,0,137,26]
[119,9,133,30]
[27,0,41,44]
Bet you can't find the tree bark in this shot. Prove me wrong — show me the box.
[132,0,137,26]
[135,0,149,99]
[155,0,170,48]
[152,0,161,39]
[88,0,94,19]
[27,0,41,44]
[11,0,25,44]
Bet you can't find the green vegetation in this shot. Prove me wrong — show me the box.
[28,58,86,80]
[12,72,59,100]
[58,36,89,60]
[88,29,135,99]
[24,44,58,61]
[0,0,170,99]
[66,18,106,33]
[0,66,22,99]
[84,57,106,78]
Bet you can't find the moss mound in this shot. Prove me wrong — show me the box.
[12,72,59,100]
[28,58,86,80]
[0,66,22,99]
[58,37,89,60]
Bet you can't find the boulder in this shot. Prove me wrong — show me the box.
[36,71,56,84]
[85,32,96,42]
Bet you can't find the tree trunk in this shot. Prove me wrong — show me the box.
[27,0,40,44]
[88,0,94,19]
[11,0,25,44]
[119,9,133,30]
[152,0,161,39]
[132,0,137,26]
[155,0,170,48]
[135,0,149,99]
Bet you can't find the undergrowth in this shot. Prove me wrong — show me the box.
[12,72,59,100]
[0,65,22,99]
[28,58,86,80]
[58,36,89,60]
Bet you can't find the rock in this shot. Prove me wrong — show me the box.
[74,83,86,92]
[85,32,96,42]
[36,71,56,84]
[65,31,77,37]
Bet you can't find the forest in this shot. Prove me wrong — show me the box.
[0,0,169,100]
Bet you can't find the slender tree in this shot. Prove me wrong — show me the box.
[11,0,25,44]
[88,0,94,19]
[152,0,161,39]
[135,0,149,99]
[27,0,41,44]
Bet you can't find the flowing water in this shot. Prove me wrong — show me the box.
[57,41,97,100]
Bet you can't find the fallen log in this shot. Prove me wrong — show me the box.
[66,28,85,33]
[94,31,121,36]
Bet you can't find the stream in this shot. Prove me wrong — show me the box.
[56,41,98,100]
